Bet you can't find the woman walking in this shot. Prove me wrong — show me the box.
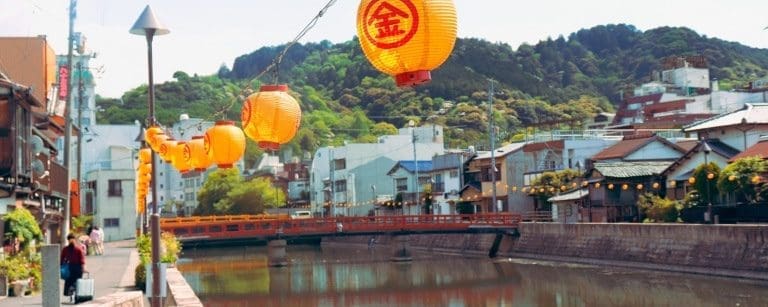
[61,233,86,296]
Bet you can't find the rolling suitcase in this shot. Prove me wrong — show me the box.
[75,272,94,303]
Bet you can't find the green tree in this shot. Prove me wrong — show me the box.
[691,162,720,205]
[3,207,43,253]
[371,122,398,137]
[529,169,582,210]
[717,157,767,204]
[638,193,682,223]
[194,168,243,215]
[216,177,283,214]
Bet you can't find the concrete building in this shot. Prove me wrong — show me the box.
[465,143,525,213]
[683,103,768,152]
[84,169,136,241]
[427,152,469,215]
[310,125,445,217]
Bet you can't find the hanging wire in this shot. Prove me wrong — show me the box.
[180,0,338,132]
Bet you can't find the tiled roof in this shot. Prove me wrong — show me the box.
[684,103,768,131]
[548,189,589,202]
[730,139,768,162]
[475,142,525,160]
[661,139,741,176]
[676,140,699,152]
[591,134,683,161]
[388,161,433,175]
[594,161,674,178]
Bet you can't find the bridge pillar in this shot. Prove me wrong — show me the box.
[390,235,412,262]
[267,239,288,267]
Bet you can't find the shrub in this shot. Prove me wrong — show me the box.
[134,263,146,292]
[638,193,683,223]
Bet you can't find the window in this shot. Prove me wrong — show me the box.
[180,182,183,187]
[334,180,347,192]
[185,192,194,201]
[159,172,164,176]
[108,180,122,197]
[333,159,346,170]
[160,184,164,189]
[450,170,459,178]
[396,178,408,192]
[104,218,119,228]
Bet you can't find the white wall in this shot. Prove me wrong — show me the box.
[626,141,682,161]
[87,169,137,242]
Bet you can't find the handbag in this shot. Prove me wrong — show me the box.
[60,263,70,280]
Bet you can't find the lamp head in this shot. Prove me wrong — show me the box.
[702,141,712,154]
[130,5,170,37]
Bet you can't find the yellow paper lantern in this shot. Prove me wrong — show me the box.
[158,139,178,163]
[622,184,630,190]
[511,186,517,192]
[669,181,677,187]
[728,175,737,182]
[688,177,696,184]
[652,182,660,189]
[171,141,191,173]
[138,148,152,165]
[571,182,578,188]
[752,175,761,184]
[594,182,601,189]
[356,0,457,87]
[608,183,614,190]
[241,84,302,151]
[560,185,566,191]
[145,126,164,148]
[636,184,644,190]
[707,173,715,180]
[138,163,152,177]
[205,120,246,169]
[184,136,213,171]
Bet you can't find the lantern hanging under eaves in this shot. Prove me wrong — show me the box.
[356,0,457,87]
[204,120,246,169]
[241,84,302,151]
[171,141,192,173]
[158,139,178,163]
[184,136,213,171]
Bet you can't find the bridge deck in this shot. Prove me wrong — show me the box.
[161,213,521,243]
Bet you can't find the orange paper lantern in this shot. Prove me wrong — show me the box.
[204,120,246,169]
[356,0,457,87]
[145,126,164,148]
[241,84,302,151]
[151,134,169,152]
[184,136,213,171]
[138,148,152,165]
[158,139,178,163]
[171,141,191,173]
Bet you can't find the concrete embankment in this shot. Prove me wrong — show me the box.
[323,223,768,280]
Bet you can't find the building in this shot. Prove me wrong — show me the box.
[387,160,433,215]
[427,152,469,214]
[310,125,445,217]
[84,169,136,241]
[464,143,525,213]
[661,139,740,201]
[0,37,67,244]
[683,103,768,152]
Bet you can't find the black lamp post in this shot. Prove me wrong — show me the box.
[130,6,169,307]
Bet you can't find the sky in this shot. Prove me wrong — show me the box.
[1,0,767,98]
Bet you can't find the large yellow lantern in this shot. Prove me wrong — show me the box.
[356,0,457,87]
[158,139,178,163]
[171,141,191,173]
[204,120,246,169]
[184,136,213,171]
[145,126,164,149]
[241,84,302,151]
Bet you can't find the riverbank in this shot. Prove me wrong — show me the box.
[322,222,768,281]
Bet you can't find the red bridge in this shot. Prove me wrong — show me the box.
[161,213,521,244]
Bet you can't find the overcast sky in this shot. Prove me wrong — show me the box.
[1,0,766,98]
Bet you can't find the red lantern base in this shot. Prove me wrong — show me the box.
[217,164,233,169]
[258,141,280,151]
[395,70,431,87]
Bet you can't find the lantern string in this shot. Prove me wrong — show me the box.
[180,0,338,132]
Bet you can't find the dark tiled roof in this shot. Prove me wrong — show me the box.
[676,140,699,152]
[730,139,768,162]
[388,161,433,175]
[591,134,685,161]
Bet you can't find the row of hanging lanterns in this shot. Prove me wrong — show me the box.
[135,147,152,214]
[357,0,457,87]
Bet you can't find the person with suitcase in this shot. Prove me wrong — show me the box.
[60,233,86,298]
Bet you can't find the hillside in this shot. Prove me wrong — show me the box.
[98,24,768,166]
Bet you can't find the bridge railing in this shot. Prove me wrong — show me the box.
[161,213,521,241]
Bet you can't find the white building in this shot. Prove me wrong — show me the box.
[684,103,768,152]
[310,125,445,216]
[84,169,136,241]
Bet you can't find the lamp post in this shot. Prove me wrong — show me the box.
[409,120,419,215]
[702,141,713,224]
[130,6,168,307]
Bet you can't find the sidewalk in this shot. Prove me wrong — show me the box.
[0,239,140,306]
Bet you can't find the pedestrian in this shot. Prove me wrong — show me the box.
[61,233,86,297]
[90,226,104,255]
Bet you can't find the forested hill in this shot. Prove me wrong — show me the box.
[227,24,768,103]
[98,24,768,165]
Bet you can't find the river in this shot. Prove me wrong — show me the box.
[177,244,768,307]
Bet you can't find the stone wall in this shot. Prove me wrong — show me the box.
[499,223,768,279]
[163,267,204,307]
[77,291,145,307]
[322,233,498,256]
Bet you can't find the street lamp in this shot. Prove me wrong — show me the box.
[702,141,713,223]
[409,120,419,215]
[130,6,168,307]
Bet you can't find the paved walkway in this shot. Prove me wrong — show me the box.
[0,239,140,306]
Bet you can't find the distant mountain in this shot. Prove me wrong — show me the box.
[100,24,768,160]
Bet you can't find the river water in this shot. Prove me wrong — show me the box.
[177,244,768,307]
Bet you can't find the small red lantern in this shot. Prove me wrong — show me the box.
[204,120,246,169]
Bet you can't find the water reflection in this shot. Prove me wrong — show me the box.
[178,245,768,307]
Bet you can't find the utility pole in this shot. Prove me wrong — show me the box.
[76,60,84,207]
[488,79,497,213]
[329,147,335,217]
[62,0,77,243]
